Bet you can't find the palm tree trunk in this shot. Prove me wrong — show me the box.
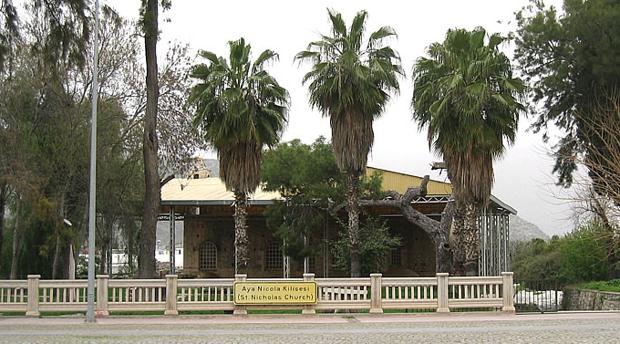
[347,172,361,277]
[463,203,479,276]
[138,0,160,278]
[234,191,249,275]
[10,195,21,279]
[450,202,465,276]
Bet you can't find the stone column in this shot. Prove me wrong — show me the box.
[369,273,383,314]
[302,273,316,315]
[96,275,109,317]
[502,272,515,313]
[26,275,40,317]
[165,274,178,316]
[233,274,248,315]
[436,273,450,313]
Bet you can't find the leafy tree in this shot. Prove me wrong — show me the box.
[559,223,609,283]
[262,138,397,276]
[0,3,198,278]
[190,38,289,275]
[296,9,403,277]
[512,223,609,285]
[331,217,400,276]
[0,0,90,73]
[513,0,620,188]
[262,138,342,262]
[412,28,525,275]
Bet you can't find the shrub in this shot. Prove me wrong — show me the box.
[512,222,609,285]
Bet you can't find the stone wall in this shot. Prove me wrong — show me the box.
[563,288,620,311]
[383,217,436,277]
[181,212,437,278]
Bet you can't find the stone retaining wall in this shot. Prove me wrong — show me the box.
[563,288,620,310]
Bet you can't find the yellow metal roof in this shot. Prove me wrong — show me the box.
[366,166,452,195]
[161,178,281,205]
[160,167,513,214]
[162,168,451,204]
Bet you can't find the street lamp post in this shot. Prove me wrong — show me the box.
[86,0,100,323]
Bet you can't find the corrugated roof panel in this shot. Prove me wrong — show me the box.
[161,178,282,202]
[161,168,515,214]
[366,166,452,195]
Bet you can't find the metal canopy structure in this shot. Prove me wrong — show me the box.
[160,168,516,276]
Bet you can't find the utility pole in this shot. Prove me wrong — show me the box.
[86,0,100,323]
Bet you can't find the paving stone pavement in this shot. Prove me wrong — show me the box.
[1,312,620,343]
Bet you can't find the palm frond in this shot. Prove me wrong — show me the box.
[190,38,289,194]
[411,27,526,204]
[297,9,402,172]
[327,8,346,36]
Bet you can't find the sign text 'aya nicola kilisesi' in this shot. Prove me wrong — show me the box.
[233,281,317,305]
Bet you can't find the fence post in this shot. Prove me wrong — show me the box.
[302,273,316,315]
[26,275,40,317]
[436,273,450,313]
[233,274,248,315]
[369,273,383,314]
[95,275,109,317]
[502,272,515,313]
[165,275,178,316]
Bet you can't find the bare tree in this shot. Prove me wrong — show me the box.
[567,91,620,278]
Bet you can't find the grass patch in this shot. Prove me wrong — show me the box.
[0,311,26,316]
[109,311,164,316]
[178,310,227,315]
[40,311,85,317]
[579,279,620,293]
[451,307,501,312]
[383,308,435,313]
[247,309,301,315]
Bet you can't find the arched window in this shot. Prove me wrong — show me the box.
[199,241,217,271]
[265,240,283,271]
[391,247,402,266]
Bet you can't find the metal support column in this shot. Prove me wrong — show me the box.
[303,234,309,274]
[85,0,100,323]
[169,207,175,275]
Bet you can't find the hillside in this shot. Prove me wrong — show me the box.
[509,215,549,242]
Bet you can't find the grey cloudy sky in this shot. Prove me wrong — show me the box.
[105,0,575,235]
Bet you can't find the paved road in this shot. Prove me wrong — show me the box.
[1,312,620,343]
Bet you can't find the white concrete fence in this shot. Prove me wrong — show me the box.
[0,272,515,316]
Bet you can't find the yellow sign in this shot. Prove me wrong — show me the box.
[233,281,317,305]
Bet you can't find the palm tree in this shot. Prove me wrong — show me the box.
[412,28,525,275]
[190,38,289,275]
[296,9,403,277]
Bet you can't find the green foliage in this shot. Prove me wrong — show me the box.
[579,279,620,293]
[0,9,147,278]
[295,9,403,174]
[512,222,609,285]
[262,137,342,199]
[262,138,395,274]
[559,224,609,283]
[0,0,90,73]
[514,0,620,186]
[331,216,400,275]
[412,27,525,205]
[263,138,342,260]
[190,37,289,194]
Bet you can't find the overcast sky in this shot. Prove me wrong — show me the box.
[103,0,576,235]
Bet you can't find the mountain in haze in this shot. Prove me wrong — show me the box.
[509,215,549,242]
